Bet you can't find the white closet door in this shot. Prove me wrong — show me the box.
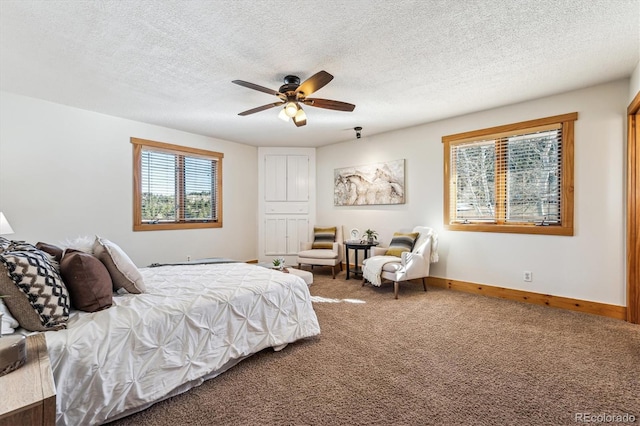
[258,147,315,263]
[286,218,309,254]
[264,217,287,255]
[286,155,309,201]
[265,217,308,255]
[264,155,288,201]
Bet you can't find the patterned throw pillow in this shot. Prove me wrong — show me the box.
[0,237,11,253]
[0,248,70,331]
[6,240,38,252]
[312,227,337,249]
[385,232,420,257]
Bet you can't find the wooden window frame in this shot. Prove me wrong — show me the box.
[442,112,577,236]
[627,91,640,324]
[131,137,223,231]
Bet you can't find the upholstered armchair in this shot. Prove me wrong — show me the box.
[297,226,344,279]
[361,226,438,299]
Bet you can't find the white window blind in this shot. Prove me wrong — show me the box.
[505,128,561,224]
[451,125,562,225]
[141,151,177,222]
[140,148,217,223]
[452,140,496,222]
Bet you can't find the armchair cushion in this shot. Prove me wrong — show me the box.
[312,227,337,249]
[297,248,338,260]
[385,232,419,257]
[382,262,403,273]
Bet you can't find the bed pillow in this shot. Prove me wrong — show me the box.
[92,236,145,294]
[312,227,337,249]
[36,242,64,264]
[385,232,419,257]
[60,249,113,312]
[0,299,19,335]
[0,248,70,331]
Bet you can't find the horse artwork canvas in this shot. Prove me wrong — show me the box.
[334,159,405,206]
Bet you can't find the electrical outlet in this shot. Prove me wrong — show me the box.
[187,256,191,261]
[523,271,532,282]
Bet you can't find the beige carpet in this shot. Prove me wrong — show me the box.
[111,269,640,425]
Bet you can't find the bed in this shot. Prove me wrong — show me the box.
[43,262,320,425]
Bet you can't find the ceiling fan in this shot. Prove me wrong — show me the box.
[232,70,355,127]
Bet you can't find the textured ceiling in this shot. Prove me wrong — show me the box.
[1,0,639,147]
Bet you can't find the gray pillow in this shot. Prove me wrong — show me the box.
[385,232,419,257]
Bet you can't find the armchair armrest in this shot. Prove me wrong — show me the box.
[400,250,413,266]
[300,242,313,251]
[371,246,388,256]
[398,244,430,279]
[332,242,343,261]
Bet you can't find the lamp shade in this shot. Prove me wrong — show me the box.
[0,212,14,235]
[293,108,307,126]
[284,102,298,118]
[278,108,290,122]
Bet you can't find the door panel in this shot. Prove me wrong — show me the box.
[264,217,287,255]
[287,155,309,201]
[264,155,287,201]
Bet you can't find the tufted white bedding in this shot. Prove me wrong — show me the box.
[44,262,320,425]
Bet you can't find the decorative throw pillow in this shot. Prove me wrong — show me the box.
[0,248,70,331]
[6,241,38,252]
[60,249,113,312]
[312,227,337,249]
[92,236,145,294]
[385,232,420,257]
[36,242,64,264]
[0,237,11,253]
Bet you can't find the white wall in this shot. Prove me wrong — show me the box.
[630,60,640,103]
[0,92,258,266]
[317,79,629,306]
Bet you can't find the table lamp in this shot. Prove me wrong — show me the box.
[0,212,14,235]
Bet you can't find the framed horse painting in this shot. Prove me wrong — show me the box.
[334,159,405,206]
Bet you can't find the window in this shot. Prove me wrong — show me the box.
[442,112,577,235]
[131,138,223,231]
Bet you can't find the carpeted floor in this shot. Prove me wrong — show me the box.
[111,269,640,425]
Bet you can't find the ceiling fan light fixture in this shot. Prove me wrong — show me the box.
[284,102,298,118]
[294,108,306,122]
[293,107,307,127]
[233,71,355,128]
[278,108,290,121]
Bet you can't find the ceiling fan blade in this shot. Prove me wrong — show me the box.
[303,98,356,112]
[295,70,333,96]
[238,101,284,116]
[232,80,281,97]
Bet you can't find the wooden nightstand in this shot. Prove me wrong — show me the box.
[0,333,56,426]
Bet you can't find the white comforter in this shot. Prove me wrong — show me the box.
[45,262,320,426]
